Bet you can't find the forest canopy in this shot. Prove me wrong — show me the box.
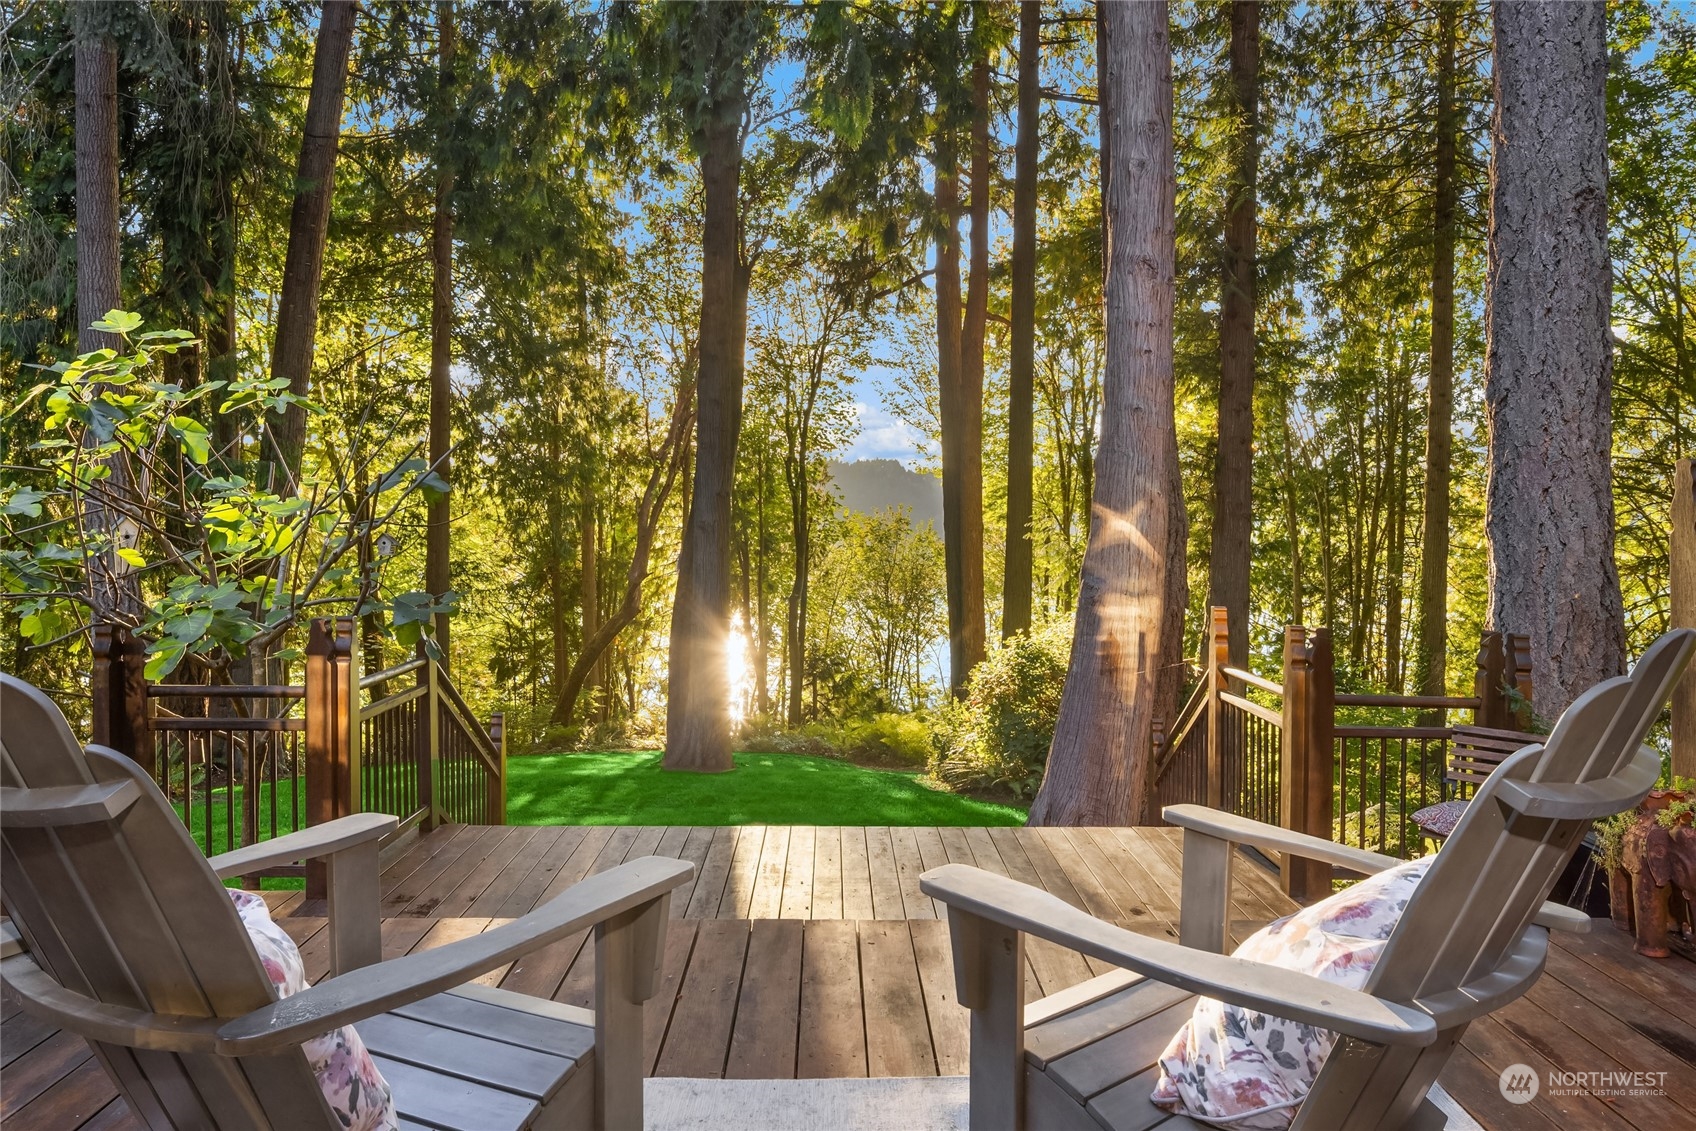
[2,0,1691,798]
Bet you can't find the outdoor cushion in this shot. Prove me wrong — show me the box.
[228,890,398,1131]
[1150,856,1433,1129]
[1411,798,1469,838]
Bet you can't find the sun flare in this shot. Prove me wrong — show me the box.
[726,614,752,727]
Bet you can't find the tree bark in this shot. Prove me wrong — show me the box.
[755,444,772,717]
[427,2,455,664]
[936,133,971,694]
[1418,1,1457,704]
[73,5,121,354]
[72,3,143,622]
[1029,0,1176,827]
[959,55,989,667]
[665,88,749,771]
[1484,0,1625,715]
[1004,0,1040,639]
[1205,0,1259,673]
[266,0,356,487]
[580,496,600,703]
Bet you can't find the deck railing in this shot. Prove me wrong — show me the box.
[91,616,505,894]
[1150,607,1534,898]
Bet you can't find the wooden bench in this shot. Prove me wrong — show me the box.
[1411,724,1544,840]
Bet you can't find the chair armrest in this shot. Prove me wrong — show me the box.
[1530,902,1591,933]
[214,856,694,1054]
[2,953,223,1053]
[206,813,398,879]
[1165,803,1589,935]
[920,863,1437,1048]
[1163,805,1401,876]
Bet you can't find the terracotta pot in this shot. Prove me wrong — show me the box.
[1609,866,1635,934]
[1640,787,1689,815]
[1616,799,1696,958]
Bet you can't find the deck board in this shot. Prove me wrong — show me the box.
[3,824,1691,1131]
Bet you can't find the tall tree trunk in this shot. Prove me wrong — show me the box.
[1385,371,1408,690]
[266,0,356,487]
[666,90,749,771]
[958,54,990,665]
[73,4,120,354]
[1282,400,1303,625]
[755,445,771,716]
[785,463,809,727]
[427,2,455,664]
[72,3,143,622]
[1003,0,1040,639]
[580,497,600,706]
[206,5,241,472]
[1029,0,1175,828]
[1205,0,1259,672]
[936,134,971,694]
[1485,0,1625,715]
[548,419,569,720]
[1418,1,1457,704]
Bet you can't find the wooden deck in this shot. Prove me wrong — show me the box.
[5,825,1695,1130]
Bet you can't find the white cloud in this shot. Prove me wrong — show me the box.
[844,401,929,465]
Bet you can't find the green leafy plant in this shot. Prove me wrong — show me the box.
[2,313,454,678]
[929,622,1071,798]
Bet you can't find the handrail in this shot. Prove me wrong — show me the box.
[364,683,428,716]
[360,658,427,691]
[436,674,502,778]
[147,683,305,699]
[1220,691,1282,727]
[1334,693,1480,709]
[1221,667,1284,697]
[1334,725,1451,739]
[1164,679,1210,751]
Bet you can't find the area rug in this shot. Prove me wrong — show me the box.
[642,1077,1484,1130]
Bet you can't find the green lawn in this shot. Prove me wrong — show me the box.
[506,751,1027,826]
[172,779,307,889]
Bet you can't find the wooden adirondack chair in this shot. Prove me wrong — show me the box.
[0,673,694,1131]
[922,629,1694,1131]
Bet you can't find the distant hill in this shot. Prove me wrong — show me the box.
[826,459,942,529]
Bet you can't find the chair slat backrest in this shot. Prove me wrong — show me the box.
[1294,631,1693,1130]
[1446,725,1540,792]
[0,674,331,1129]
[1373,629,1692,1002]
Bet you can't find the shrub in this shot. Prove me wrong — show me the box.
[930,622,1070,799]
[737,712,933,766]
[840,712,932,766]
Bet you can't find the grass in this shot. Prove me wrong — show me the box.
[506,751,1028,826]
[170,752,1024,886]
[171,779,307,889]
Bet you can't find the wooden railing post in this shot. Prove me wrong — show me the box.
[1506,633,1533,731]
[1673,458,1696,778]
[90,623,150,773]
[305,617,362,898]
[415,642,440,831]
[1204,606,1230,810]
[1473,631,1508,728]
[487,712,506,824]
[1279,626,1334,901]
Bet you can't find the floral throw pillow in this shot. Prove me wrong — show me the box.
[1150,856,1432,1129]
[228,890,398,1131]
